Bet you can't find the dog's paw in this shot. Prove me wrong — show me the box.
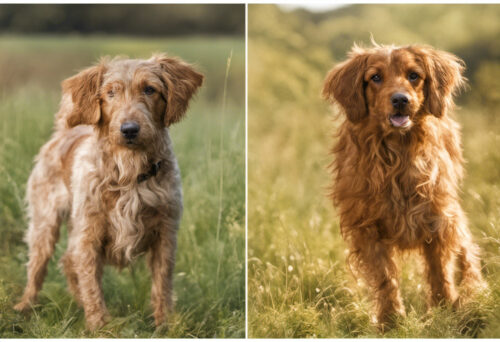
[86,312,110,331]
[13,301,32,313]
[375,309,406,332]
[154,309,167,327]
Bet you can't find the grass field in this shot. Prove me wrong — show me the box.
[248,5,500,338]
[0,35,245,338]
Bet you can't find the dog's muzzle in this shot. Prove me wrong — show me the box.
[120,121,140,141]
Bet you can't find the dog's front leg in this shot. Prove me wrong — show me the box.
[423,237,459,307]
[72,232,109,330]
[148,226,177,327]
[349,228,405,328]
[456,222,488,297]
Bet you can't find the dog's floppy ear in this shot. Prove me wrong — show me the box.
[62,62,106,127]
[417,47,465,118]
[153,54,204,126]
[322,51,368,123]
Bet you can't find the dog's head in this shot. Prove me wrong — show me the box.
[322,44,465,131]
[62,54,203,149]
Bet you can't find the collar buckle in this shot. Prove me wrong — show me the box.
[137,160,162,183]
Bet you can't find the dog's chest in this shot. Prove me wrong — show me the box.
[378,153,441,244]
[102,181,177,265]
[373,141,437,196]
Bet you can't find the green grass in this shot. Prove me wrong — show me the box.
[0,34,245,105]
[0,35,245,338]
[248,4,500,338]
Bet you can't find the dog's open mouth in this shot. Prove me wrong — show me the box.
[389,114,410,128]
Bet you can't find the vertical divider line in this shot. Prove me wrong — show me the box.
[245,2,249,339]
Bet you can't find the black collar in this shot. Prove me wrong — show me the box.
[137,161,162,183]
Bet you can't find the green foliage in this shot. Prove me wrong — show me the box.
[0,35,244,338]
[472,62,500,110]
[0,4,244,36]
[0,35,245,106]
[248,4,500,338]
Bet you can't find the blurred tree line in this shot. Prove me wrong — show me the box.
[250,4,499,111]
[0,4,244,36]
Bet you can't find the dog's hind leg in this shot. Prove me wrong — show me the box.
[14,171,68,312]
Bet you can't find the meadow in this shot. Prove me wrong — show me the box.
[248,4,500,338]
[0,35,245,338]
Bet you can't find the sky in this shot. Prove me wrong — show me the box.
[278,4,345,12]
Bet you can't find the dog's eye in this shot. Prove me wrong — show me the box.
[144,86,156,95]
[409,72,419,81]
[107,90,114,98]
[371,74,382,83]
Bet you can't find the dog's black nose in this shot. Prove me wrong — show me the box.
[391,93,409,109]
[120,121,140,140]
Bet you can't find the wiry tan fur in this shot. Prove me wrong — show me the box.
[323,44,487,328]
[14,54,203,330]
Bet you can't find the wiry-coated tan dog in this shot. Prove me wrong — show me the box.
[14,54,203,330]
[322,43,487,327]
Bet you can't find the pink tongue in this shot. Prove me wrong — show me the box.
[390,115,409,127]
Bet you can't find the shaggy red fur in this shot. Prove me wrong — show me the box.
[323,44,487,327]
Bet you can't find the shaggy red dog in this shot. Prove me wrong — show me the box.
[14,54,203,330]
[323,44,487,327]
